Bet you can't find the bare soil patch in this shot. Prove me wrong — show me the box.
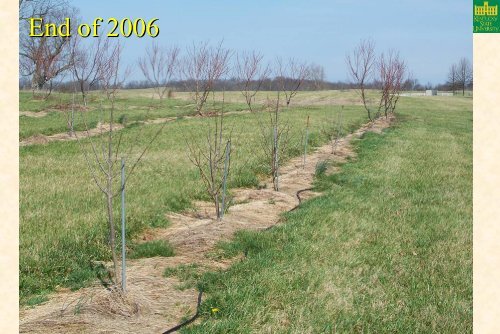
[19,113,247,147]
[19,116,191,147]
[20,117,393,333]
[20,111,51,118]
[20,123,125,147]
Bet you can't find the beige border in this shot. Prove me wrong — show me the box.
[0,0,19,333]
[0,1,494,333]
[474,33,500,333]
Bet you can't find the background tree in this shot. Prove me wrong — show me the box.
[182,41,231,116]
[19,0,68,21]
[402,71,418,91]
[275,57,308,108]
[235,50,269,111]
[138,42,180,103]
[346,39,376,121]
[307,63,326,90]
[456,58,472,96]
[447,63,458,94]
[70,36,111,105]
[19,5,77,98]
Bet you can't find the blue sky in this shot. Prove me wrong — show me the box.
[71,0,472,85]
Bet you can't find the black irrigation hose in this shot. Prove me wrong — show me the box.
[162,289,203,334]
[289,187,314,212]
[161,188,312,332]
[264,187,314,231]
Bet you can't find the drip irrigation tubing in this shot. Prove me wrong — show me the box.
[290,187,314,212]
[162,289,203,334]
[161,187,313,332]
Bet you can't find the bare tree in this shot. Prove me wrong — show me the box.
[75,42,164,289]
[138,42,180,103]
[182,41,232,116]
[307,63,326,90]
[19,5,77,98]
[187,95,232,219]
[377,50,407,117]
[70,36,111,106]
[456,58,472,96]
[257,93,293,191]
[98,42,131,101]
[275,58,308,108]
[235,51,270,111]
[19,0,68,21]
[447,64,458,94]
[346,39,376,121]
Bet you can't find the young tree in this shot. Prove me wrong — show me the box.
[235,51,270,112]
[257,93,292,191]
[275,58,308,108]
[182,41,232,116]
[138,42,180,103]
[377,50,407,117]
[70,36,111,105]
[75,41,165,290]
[98,42,131,100]
[456,58,472,96]
[346,39,376,121]
[187,95,232,220]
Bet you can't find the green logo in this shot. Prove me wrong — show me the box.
[474,1,500,33]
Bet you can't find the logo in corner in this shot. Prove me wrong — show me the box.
[474,1,500,33]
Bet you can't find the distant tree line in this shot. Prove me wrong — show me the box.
[20,77,423,94]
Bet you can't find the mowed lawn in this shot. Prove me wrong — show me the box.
[181,96,472,333]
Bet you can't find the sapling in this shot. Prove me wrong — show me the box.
[256,93,292,191]
[187,93,233,220]
[74,41,167,291]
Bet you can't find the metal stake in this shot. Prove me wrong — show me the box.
[274,126,279,191]
[121,157,126,292]
[220,141,231,219]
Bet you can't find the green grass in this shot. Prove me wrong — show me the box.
[164,264,203,290]
[19,90,472,333]
[19,91,196,139]
[20,91,366,304]
[128,240,175,259]
[179,96,472,333]
[24,294,49,307]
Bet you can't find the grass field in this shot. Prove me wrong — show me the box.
[19,89,472,332]
[19,89,367,304]
[180,96,473,332]
[19,91,197,139]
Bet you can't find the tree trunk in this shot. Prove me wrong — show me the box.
[215,195,220,220]
[106,190,119,283]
